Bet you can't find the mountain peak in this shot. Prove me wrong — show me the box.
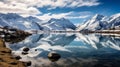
[0,13,22,19]
[26,16,42,22]
[0,13,42,30]
[50,17,66,21]
[43,17,76,30]
[77,13,120,31]
[49,18,70,23]
[60,17,66,20]
[76,14,106,31]
[92,14,104,20]
[111,13,120,18]
[109,13,120,21]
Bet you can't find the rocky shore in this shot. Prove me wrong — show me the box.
[0,38,25,67]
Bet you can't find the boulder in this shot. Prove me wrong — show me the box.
[48,52,61,62]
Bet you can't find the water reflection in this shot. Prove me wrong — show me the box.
[6,33,120,67]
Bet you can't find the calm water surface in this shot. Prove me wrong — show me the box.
[6,33,120,67]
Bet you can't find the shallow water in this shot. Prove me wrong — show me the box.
[6,33,120,67]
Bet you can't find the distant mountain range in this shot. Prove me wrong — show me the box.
[0,13,120,31]
[41,18,76,31]
[0,13,76,31]
[77,13,120,31]
[0,13,43,30]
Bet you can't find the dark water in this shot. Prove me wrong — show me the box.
[6,33,120,67]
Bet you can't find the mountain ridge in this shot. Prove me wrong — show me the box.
[0,13,120,31]
[0,13,76,31]
[41,18,76,31]
[0,13,43,31]
[77,13,120,31]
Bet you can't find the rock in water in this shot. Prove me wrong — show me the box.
[15,56,22,60]
[48,52,61,62]
[23,47,29,52]
[25,61,32,66]
[21,52,28,55]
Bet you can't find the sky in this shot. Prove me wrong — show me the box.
[0,0,120,24]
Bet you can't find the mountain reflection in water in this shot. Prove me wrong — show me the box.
[6,33,120,67]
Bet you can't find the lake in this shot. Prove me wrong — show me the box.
[6,33,120,67]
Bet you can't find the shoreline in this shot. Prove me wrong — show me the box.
[0,38,25,67]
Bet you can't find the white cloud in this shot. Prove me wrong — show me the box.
[0,0,42,16]
[27,0,100,9]
[0,0,99,18]
[37,11,92,21]
[0,0,100,13]
[67,15,90,19]
[68,0,100,8]
[37,12,70,20]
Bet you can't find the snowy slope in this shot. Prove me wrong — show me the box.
[77,14,107,31]
[77,13,120,31]
[0,13,76,31]
[106,13,120,29]
[0,13,42,30]
[42,18,76,31]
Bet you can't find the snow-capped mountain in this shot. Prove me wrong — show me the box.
[76,14,108,31]
[106,13,120,29]
[0,13,76,31]
[42,18,76,31]
[0,13,42,30]
[77,13,120,31]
